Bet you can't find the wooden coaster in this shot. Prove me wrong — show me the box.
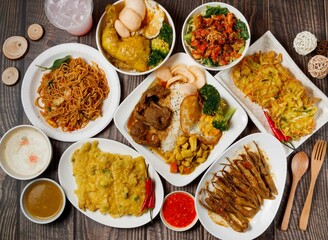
[2,36,28,60]
[2,67,19,85]
[27,23,44,41]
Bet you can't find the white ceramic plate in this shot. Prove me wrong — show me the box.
[215,31,328,155]
[114,52,248,187]
[58,138,164,228]
[195,132,287,240]
[21,43,121,142]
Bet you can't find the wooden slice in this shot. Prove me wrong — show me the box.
[2,67,19,85]
[27,23,44,41]
[2,36,28,59]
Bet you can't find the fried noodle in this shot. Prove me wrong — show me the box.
[35,57,110,132]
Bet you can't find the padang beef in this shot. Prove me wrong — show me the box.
[143,102,172,130]
[134,84,172,130]
[129,121,160,147]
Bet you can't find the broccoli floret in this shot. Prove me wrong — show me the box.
[148,50,164,67]
[199,84,221,115]
[158,22,173,45]
[151,38,170,57]
[200,84,235,131]
[212,107,236,131]
[147,23,173,68]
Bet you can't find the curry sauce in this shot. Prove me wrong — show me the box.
[24,180,63,219]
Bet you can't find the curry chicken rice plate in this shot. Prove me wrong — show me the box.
[114,52,248,187]
[96,0,175,75]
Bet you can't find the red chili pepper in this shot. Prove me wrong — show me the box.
[147,185,155,222]
[263,111,284,141]
[141,165,152,213]
[263,111,295,150]
[284,135,292,142]
[147,185,155,209]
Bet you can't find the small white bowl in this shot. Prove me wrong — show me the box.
[96,0,176,76]
[160,191,198,231]
[181,2,251,71]
[20,178,66,224]
[0,125,52,180]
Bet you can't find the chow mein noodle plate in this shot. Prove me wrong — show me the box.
[21,43,120,142]
[35,57,109,132]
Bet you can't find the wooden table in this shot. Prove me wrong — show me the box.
[1,0,327,239]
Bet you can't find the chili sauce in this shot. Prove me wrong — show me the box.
[162,192,197,228]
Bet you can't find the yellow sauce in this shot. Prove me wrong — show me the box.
[24,180,63,219]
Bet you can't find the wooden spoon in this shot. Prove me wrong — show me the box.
[281,151,309,231]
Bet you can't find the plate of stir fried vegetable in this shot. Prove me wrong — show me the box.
[196,132,286,240]
[182,2,250,71]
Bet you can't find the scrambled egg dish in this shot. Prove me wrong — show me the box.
[71,141,147,218]
[231,51,318,140]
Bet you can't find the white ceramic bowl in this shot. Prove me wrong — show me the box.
[181,2,251,71]
[96,0,176,76]
[160,191,198,231]
[20,178,66,224]
[0,125,52,180]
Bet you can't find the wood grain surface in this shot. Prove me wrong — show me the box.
[1,0,327,239]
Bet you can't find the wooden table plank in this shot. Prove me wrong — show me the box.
[0,0,327,239]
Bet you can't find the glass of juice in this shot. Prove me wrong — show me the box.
[45,0,93,36]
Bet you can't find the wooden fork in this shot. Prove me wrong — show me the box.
[299,139,327,231]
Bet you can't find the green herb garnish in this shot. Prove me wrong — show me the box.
[204,6,229,17]
[184,32,192,44]
[37,55,71,71]
[202,58,216,67]
[235,19,249,40]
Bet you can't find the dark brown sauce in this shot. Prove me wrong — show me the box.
[127,110,136,130]
[24,180,63,219]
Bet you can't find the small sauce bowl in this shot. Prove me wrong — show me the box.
[20,178,66,224]
[0,125,52,180]
[160,191,198,231]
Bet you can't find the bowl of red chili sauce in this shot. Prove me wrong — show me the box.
[160,191,198,231]
[182,2,250,71]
